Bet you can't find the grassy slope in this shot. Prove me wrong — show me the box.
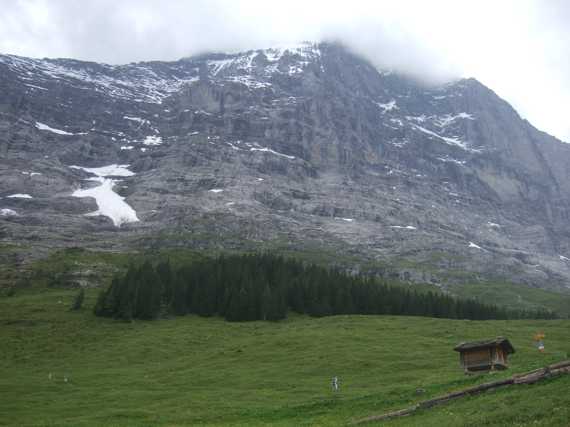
[4,246,570,319]
[1,289,569,426]
[448,281,570,317]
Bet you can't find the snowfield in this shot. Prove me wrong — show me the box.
[143,136,163,146]
[435,112,474,127]
[70,164,135,177]
[0,208,18,216]
[2,54,200,105]
[70,164,138,227]
[375,99,398,113]
[468,242,483,250]
[411,124,474,151]
[35,122,74,135]
[250,147,295,159]
[7,194,33,199]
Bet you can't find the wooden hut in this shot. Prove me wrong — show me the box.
[454,337,515,373]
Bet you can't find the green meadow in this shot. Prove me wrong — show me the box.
[1,288,569,426]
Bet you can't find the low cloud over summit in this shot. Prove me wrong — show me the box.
[1,0,569,141]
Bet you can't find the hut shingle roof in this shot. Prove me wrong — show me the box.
[453,337,515,354]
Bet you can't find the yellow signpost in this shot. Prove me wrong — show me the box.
[533,332,545,352]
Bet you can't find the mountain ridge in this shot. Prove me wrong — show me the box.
[1,42,570,291]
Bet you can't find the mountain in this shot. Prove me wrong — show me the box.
[1,42,570,291]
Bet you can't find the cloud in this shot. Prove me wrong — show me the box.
[0,0,569,141]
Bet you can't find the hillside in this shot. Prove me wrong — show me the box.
[1,289,569,426]
[2,42,570,292]
[3,246,570,317]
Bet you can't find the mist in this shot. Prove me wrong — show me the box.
[1,0,569,141]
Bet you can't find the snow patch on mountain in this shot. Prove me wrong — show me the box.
[250,147,295,159]
[70,164,135,177]
[375,100,398,113]
[0,208,18,216]
[143,136,163,146]
[412,124,479,152]
[226,142,242,150]
[3,54,199,104]
[263,43,321,62]
[209,58,235,76]
[435,113,474,127]
[70,164,138,227]
[25,83,48,91]
[73,179,139,227]
[35,122,74,135]
[438,156,466,166]
[406,115,427,123]
[206,42,321,84]
[225,75,272,89]
[123,116,150,126]
[7,194,33,199]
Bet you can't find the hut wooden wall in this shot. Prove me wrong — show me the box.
[462,348,491,367]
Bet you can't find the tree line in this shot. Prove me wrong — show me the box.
[93,253,558,321]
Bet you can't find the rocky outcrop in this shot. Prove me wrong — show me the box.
[1,42,570,290]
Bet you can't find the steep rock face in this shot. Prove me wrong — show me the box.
[1,42,570,289]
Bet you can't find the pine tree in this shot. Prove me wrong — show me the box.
[225,285,249,321]
[93,288,108,316]
[70,288,85,311]
[260,285,287,321]
[156,260,173,308]
[93,252,556,322]
[117,267,137,320]
[170,272,188,316]
[134,261,162,320]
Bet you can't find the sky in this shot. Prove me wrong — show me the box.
[1,0,569,142]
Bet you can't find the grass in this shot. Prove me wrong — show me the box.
[383,376,570,426]
[448,281,570,317]
[1,288,569,426]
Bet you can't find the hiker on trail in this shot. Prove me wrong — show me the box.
[332,376,339,392]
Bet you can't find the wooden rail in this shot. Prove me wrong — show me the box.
[352,360,570,425]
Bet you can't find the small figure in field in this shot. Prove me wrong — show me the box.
[533,332,545,353]
[331,376,339,392]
